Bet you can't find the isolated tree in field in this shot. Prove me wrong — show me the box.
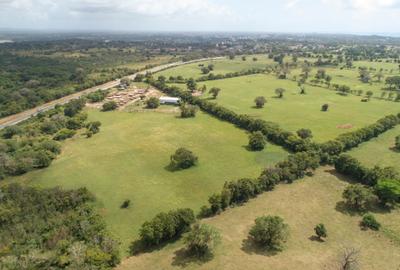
[321,104,329,112]
[170,148,198,170]
[314,224,327,240]
[187,78,197,91]
[342,184,375,210]
[209,87,221,99]
[249,215,289,250]
[253,57,258,61]
[360,214,381,230]
[248,131,266,151]
[184,223,221,257]
[336,247,360,270]
[180,103,198,118]
[275,88,286,98]
[102,101,118,111]
[228,54,235,60]
[201,67,210,74]
[296,129,313,139]
[299,85,306,94]
[208,64,214,71]
[375,179,400,207]
[242,56,247,61]
[366,91,374,99]
[395,135,400,151]
[146,97,159,109]
[254,96,267,108]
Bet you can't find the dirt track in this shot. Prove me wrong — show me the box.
[0,57,222,129]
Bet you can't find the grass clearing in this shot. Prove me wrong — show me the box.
[11,109,287,255]
[158,55,273,79]
[116,168,400,270]
[348,125,400,170]
[192,74,399,142]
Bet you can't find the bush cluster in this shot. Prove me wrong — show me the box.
[137,208,195,247]
[0,184,120,269]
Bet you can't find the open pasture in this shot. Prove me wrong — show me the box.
[158,55,273,79]
[196,74,399,142]
[348,125,400,170]
[13,109,287,254]
[117,168,400,270]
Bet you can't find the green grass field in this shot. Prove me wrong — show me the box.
[191,74,399,142]
[158,55,273,79]
[12,109,287,254]
[116,168,400,270]
[348,125,400,170]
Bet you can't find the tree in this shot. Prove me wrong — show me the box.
[53,129,76,141]
[146,97,160,109]
[249,215,289,250]
[64,99,85,117]
[342,184,375,210]
[314,224,327,240]
[248,131,266,151]
[120,78,131,86]
[102,101,118,111]
[187,78,197,91]
[201,67,210,74]
[242,56,247,61]
[275,88,286,98]
[183,223,221,257]
[336,247,360,270]
[375,179,400,207]
[209,87,221,99]
[360,214,381,230]
[254,96,267,108]
[120,200,131,209]
[208,64,215,71]
[170,148,198,170]
[321,104,329,111]
[296,129,313,139]
[365,91,373,99]
[180,103,198,118]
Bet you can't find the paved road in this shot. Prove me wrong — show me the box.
[0,57,222,129]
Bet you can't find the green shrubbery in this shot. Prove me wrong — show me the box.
[0,184,120,269]
[169,148,198,170]
[360,214,381,230]
[249,215,289,250]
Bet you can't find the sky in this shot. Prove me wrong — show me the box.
[0,0,400,33]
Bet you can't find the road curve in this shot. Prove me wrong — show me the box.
[0,57,223,129]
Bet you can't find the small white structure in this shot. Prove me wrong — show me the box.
[159,96,181,105]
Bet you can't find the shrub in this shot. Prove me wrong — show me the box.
[321,104,329,111]
[184,223,221,257]
[169,148,198,170]
[248,131,266,151]
[138,208,195,247]
[102,101,118,111]
[395,135,400,151]
[53,128,76,141]
[254,96,267,108]
[146,97,160,109]
[209,87,221,99]
[249,215,289,250]
[297,128,313,139]
[64,99,86,117]
[314,224,327,240]
[180,103,198,118]
[120,199,131,209]
[342,184,375,210]
[360,214,381,230]
[375,179,400,207]
[275,88,285,98]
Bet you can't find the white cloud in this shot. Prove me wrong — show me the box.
[322,0,400,11]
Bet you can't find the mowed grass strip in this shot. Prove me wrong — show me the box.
[117,168,400,270]
[13,109,287,254]
[348,125,400,170]
[194,74,399,142]
[158,55,273,79]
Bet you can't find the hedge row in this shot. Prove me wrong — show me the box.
[319,113,400,161]
[201,151,321,217]
[334,155,399,186]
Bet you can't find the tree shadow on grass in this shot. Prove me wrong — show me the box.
[129,238,179,256]
[241,237,279,257]
[389,146,399,153]
[171,248,214,268]
[324,168,358,184]
[335,201,362,217]
[308,235,325,243]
